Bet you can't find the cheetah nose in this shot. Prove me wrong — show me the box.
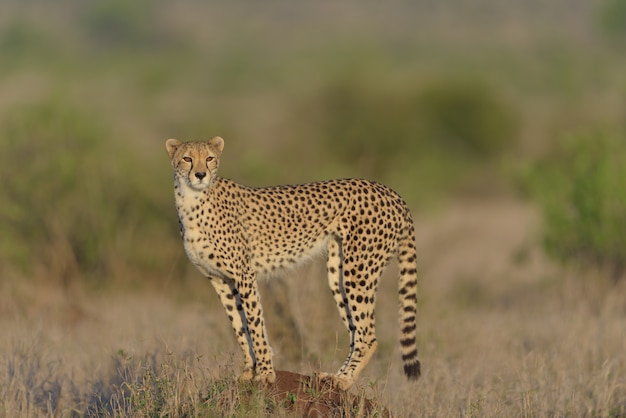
[195,172,207,180]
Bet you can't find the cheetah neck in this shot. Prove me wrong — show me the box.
[176,188,205,208]
[173,176,216,222]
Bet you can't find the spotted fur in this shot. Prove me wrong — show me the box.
[165,137,420,390]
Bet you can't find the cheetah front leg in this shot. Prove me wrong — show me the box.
[211,274,276,385]
[210,278,257,381]
[237,271,276,384]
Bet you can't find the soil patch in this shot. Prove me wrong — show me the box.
[267,370,389,417]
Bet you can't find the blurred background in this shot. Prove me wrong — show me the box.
[2,1,626,415]
[1,0,625,290]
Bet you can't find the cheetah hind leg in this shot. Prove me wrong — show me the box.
[317,340,378,391]
[322,237,379,390]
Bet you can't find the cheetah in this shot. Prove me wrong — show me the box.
[166,136,420,390]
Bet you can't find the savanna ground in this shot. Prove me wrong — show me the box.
[2,0,626,416]
[3,200,625,417]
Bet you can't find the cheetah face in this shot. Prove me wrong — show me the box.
[165,137,224,191]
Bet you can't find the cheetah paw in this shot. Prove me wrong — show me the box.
[239,369,254,382]
[317,372,353,391]
[254,370,276,385]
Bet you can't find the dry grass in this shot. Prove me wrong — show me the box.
[2,199,625,417]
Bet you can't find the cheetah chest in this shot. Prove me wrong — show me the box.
[180,225,230,280]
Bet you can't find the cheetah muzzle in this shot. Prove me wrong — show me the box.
[166,137,421,390]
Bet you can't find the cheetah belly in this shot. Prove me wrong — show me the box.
[250,232,330,274]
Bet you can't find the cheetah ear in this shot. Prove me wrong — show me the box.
[166,138,182,159]
[208,136,224,154]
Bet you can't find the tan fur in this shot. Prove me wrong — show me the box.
[166,137,421,390]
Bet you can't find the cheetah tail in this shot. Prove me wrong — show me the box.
[397,217,421,380]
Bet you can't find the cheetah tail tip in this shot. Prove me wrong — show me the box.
[404,360,421,380]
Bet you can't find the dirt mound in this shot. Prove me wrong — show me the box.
[266,370,389,417]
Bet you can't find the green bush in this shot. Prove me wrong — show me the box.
[81,0,160,49]
[598,0,626,45]
[529,133,626,278]
[0,100,102,273]
[414,78,519,158]
[308,77,518,179]
[0,20,51,58]
[0,98,171,284]
[314,80,417,176]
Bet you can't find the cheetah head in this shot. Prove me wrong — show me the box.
[165,137,224,191]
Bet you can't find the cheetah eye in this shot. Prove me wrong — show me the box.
[206,156,215,163]
[182,156,192,163]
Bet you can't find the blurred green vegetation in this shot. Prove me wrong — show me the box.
[598,0,626,46]
[82,0,161,49]
[0,0,625,286]
[0,98,174,286]
[527,133,626,280]
[306,76,518,176]
[293,75,520,199]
